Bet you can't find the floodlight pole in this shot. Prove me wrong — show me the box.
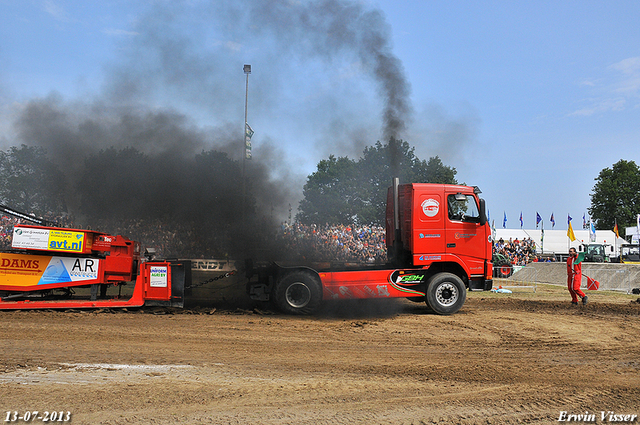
[243,64,251,180]
[242,64,251,212]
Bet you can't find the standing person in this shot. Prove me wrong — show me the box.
[567,247,588,305]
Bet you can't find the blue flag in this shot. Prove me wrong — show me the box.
[550,213,555,228]
[503,212,507,228]
[519,212,523,228]
[536,212,542,227]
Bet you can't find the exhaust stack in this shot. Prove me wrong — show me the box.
[392,177,405,266]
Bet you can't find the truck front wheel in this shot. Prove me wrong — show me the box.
[274,270,322,315]
[425,273,466,315]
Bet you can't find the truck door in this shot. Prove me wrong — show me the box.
[412,190,446,258]
[444,193,487,276]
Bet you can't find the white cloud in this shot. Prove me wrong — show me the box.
[224,41,242,52]
[577,79,596,87]
[609,56,640,74]
[608,56,640,96]
[210,40,243,52]
[569,56,640,116]
[568,98,626,117]
[102,28,140,37]
[43,0,72,23]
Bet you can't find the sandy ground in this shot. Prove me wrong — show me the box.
[1,284,639,425]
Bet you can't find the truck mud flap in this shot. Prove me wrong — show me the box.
[468,278,492,291]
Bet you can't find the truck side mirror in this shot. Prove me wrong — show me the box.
[478,198,487,226]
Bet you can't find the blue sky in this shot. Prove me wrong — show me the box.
[0,0,638,228]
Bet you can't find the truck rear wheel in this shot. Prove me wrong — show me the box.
[274,270,322,315]
[425,273,466,315]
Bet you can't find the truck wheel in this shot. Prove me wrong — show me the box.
[497,264,513,278]
[274,270,322,315]
[425,273,466,315]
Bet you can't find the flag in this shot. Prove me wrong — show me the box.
[245,122,254,160]
[589,219,596,243]
[585,275,600,291]
[614,220,620,239]
[503,212,507,228]
[519,212,523,228]
[550,213,555,229]
[245,122,254,139]
[567,214,576,242]
[583,213,586,229]
[536,212,542,228]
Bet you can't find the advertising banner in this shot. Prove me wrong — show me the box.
[12,227,87,253]
[0,253,101,288]
[189,259,234,272]
[149,266,168,287]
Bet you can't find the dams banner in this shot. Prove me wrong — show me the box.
[0,253,101,289]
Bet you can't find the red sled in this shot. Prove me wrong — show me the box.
[585,276,600,291]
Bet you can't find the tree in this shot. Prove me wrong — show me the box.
[297,155,361,224]
[589,159,640,231]
[0,144,66,214]
[297,139,457,225]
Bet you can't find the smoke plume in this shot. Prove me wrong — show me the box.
[6,0,414,260]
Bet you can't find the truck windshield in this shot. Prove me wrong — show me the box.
[622,246,640,262]
[447,194,480,222]
[586,245,603,256]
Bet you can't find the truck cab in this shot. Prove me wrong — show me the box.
[386,183,493,292]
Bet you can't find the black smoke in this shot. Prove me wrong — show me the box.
[7,0,414,260]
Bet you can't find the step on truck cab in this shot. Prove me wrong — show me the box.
[246,179,493,315]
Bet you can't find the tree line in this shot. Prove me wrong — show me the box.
[0,142,636,233]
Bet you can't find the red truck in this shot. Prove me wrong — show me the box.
[0,180,492,314]
[246,179,493,315]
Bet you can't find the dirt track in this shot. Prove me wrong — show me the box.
[1,286,639,424]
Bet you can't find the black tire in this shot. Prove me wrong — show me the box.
[273,270,322,315]
[497,264,513,278]
[425,273,467,315]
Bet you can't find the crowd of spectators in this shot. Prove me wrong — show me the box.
[0,210,388,264]
[3,211,569,266]
[492,237,549,265]
[276,222,388,264]
[0,215,16,250]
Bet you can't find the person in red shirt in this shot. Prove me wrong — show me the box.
[567,247,588,305]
